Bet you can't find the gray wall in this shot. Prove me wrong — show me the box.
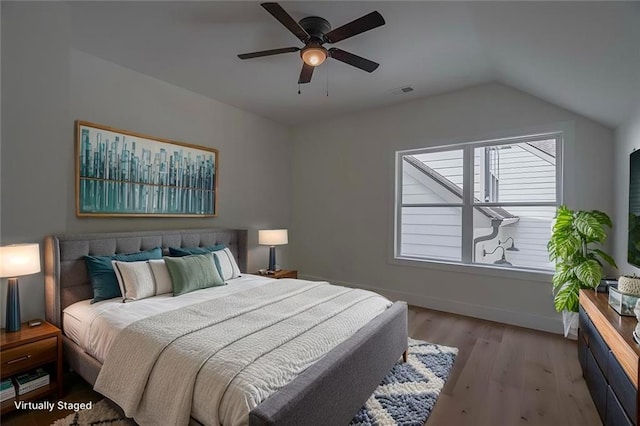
[1,2,291,326]
[290,83,614,333]
[614,104,640,275]
[1,2,72,326]
[0,2,620,334]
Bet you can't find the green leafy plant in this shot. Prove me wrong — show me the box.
[548,205,617,312]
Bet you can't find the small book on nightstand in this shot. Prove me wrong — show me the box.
[0,378,15,402]
[14,368,49,395]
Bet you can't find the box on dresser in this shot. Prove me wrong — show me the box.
[609,286,640,316]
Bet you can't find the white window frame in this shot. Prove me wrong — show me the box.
[393,131,563,276]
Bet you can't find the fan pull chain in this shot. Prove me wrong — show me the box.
[298,83,301,95]
[326,60,329,97]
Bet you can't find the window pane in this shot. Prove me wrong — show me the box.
[474,139,557,203]
[402,150,463,205]
[400,206,461,261]
[473,206,555,270]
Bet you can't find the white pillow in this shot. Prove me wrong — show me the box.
[112,260,128,301]
[213,248,241,281]
[148,259,173,295]
[112,260,156,302]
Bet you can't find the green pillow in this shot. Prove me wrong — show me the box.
[164,253,225,296]
[168,244,226,257]
[84,247,163,303]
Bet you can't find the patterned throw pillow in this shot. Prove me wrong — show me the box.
[148,259,173,295]
[164,253,225,296]
[213,248,242,281]
[112,260,156,302]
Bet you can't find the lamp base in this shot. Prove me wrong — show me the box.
[6,278,21,332]
[268,246,277,272]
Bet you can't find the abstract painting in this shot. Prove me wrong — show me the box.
[76,121,217,217]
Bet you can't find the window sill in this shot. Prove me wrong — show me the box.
[391,255,553,283]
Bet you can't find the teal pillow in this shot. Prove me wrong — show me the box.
[168,244,226,257]
[164,253,225,296]
[85,247,162,303]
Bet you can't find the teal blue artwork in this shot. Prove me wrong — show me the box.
[76,121,217,217]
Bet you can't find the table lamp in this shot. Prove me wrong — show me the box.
[258,229,288,272]
[0,243,41,332]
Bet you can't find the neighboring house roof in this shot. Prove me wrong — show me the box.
[526,139,556,158]
[403,155,517,221]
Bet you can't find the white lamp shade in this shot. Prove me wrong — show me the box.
[258,229,288,246]
[0,243,41,277]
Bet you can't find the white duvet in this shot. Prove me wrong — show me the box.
[67,276,391,426]
[64,275,274,363]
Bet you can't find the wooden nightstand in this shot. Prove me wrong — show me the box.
[1,321,63,415]
[255,269,298,279]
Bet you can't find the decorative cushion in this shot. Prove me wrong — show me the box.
[168,244,226,257]
[84,247,162,303]
[213,248,242,281]
[112,260,156,302]
[148,259,173,295]
[164,253,225,296]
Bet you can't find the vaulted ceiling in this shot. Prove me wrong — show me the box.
[68,1,640,127]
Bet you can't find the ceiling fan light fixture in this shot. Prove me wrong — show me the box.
[239,3,385,83]
[301,46,327,67]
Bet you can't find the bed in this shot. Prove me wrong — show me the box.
[44,228,408,426]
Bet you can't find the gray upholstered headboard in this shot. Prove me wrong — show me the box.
[44,228,248,329]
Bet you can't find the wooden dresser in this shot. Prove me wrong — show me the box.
[579,289,639,425]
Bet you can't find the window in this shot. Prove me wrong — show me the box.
[396,133,561,271]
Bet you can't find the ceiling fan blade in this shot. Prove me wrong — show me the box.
[328,48,379,72]
[261,3,310,43]
[324,11,385,44]
[238,47,300,60]
[298,63,314,84]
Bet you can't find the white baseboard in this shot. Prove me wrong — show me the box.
[301,274,563,334]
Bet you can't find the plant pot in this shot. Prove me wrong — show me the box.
[618,275,640,296]
[562,310,578,340]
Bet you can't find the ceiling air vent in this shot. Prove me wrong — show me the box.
[388,86,415,95]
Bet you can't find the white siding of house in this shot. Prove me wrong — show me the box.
[401,206,462,261]
[498,206,555,270]
[401,159,462,261]
[473,144,556,270]
[401,158,490,262]
[413,150,463,187]
[474,145,556,203]
[402,143,556,270]
[488,145,556,203]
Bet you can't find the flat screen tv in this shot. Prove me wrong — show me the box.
[629,149,640,267]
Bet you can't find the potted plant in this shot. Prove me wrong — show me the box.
[548,205,617,338]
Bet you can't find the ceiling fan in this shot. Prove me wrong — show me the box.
[238,2,385,84]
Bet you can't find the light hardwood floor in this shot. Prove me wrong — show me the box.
[1,305,600,426]
[411,306,601,426]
